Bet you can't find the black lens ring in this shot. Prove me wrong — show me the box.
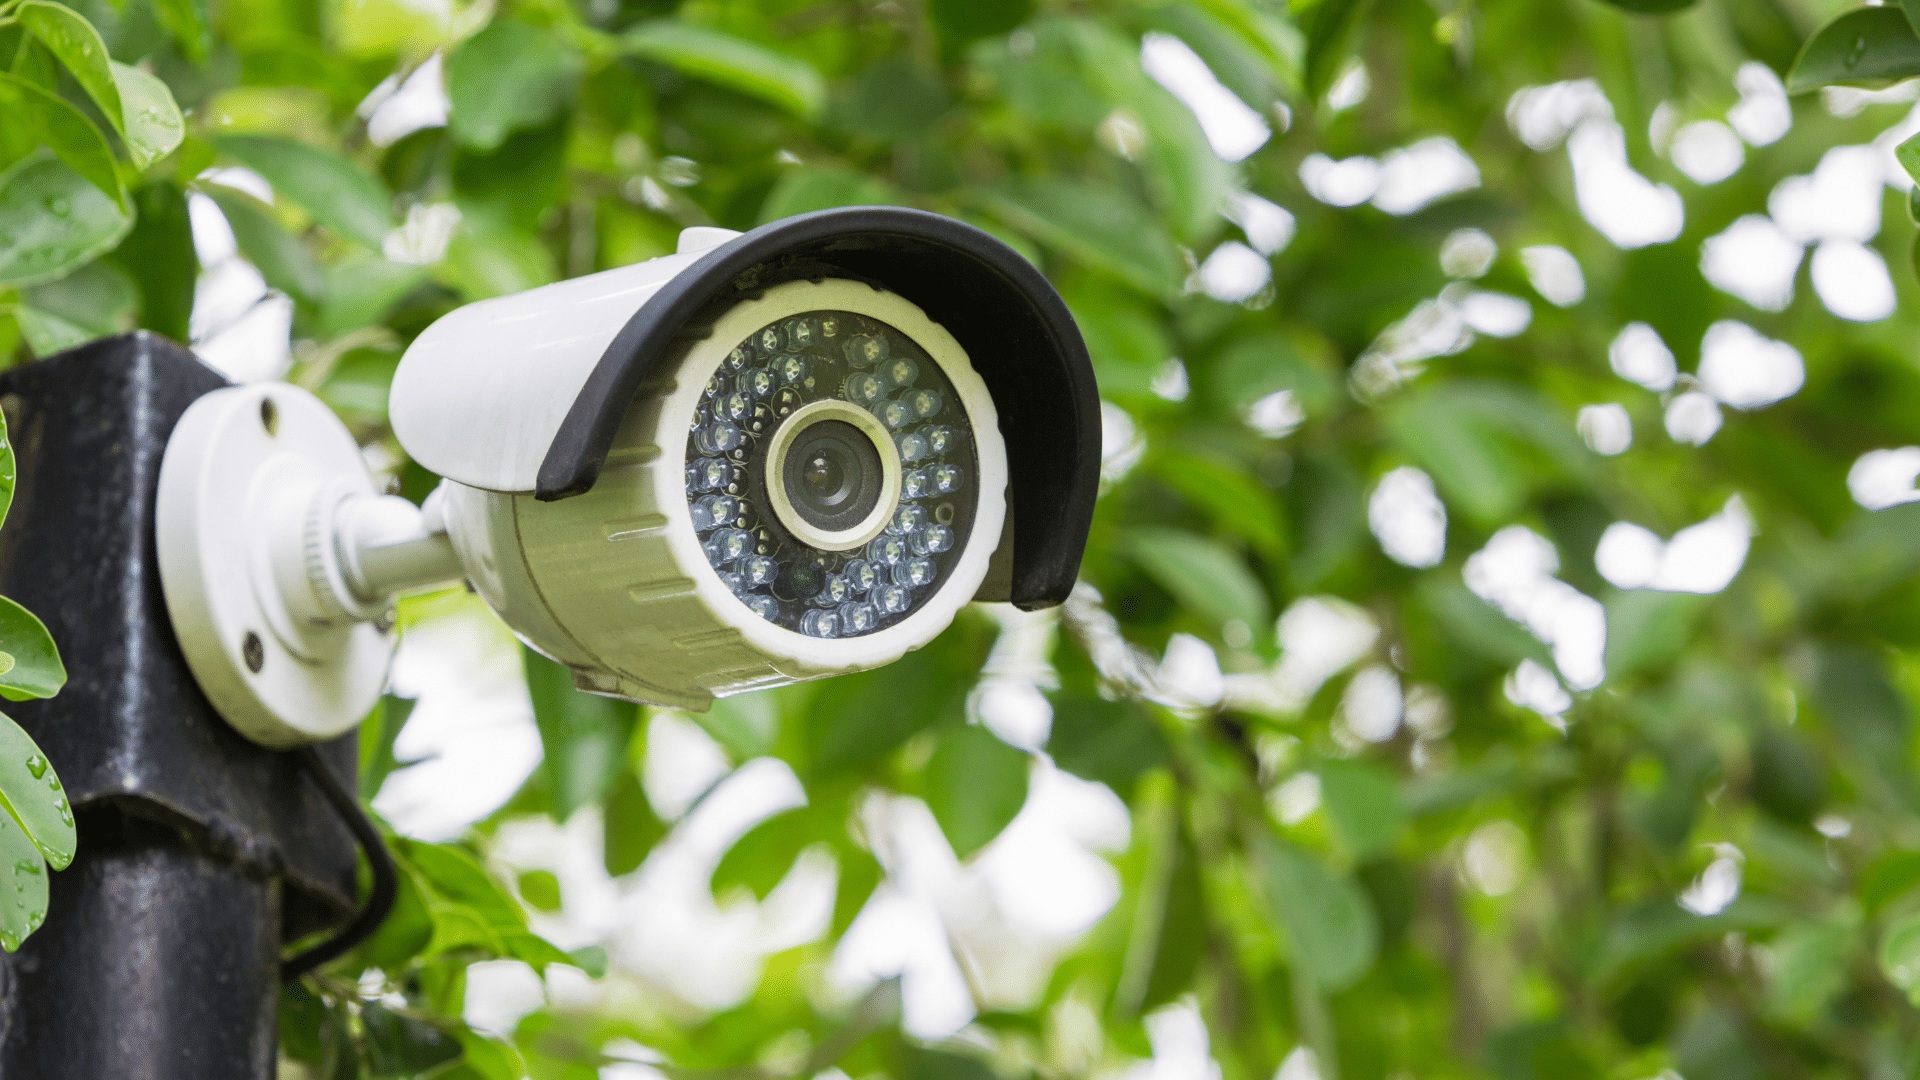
[780,418,884,533]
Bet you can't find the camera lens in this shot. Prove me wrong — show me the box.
[781,418,886,532]
[685,304,979,638]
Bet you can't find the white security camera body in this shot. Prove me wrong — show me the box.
[424,275,1008,709]
[157,209,1097,747]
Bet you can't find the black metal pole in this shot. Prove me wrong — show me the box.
[0,333,360,1078]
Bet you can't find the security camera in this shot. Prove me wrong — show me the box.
[157,207,1099,747]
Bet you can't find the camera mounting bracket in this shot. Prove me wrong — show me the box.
[156,384,461,746]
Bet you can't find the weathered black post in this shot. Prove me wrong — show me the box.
[0,332,360,1078]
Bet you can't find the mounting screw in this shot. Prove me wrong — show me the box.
[242,631,264,674]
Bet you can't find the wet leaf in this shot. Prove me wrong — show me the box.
[0,712,71,870]
[0,151,129,288]
[18,258,138,357]
[15,3,122,142]
[109,61,184,169]
[0,808,49,952]
[1787,6,1920,93]
[0,599,65,704]
[0,73,124,208]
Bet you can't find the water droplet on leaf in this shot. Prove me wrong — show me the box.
[24,756,45,780]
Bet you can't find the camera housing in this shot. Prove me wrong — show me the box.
[157,207,1098,745]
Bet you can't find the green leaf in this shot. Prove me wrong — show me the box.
[1748,726,1827,825]
[359,694,417,801]
[1139,818,1205,1011]
[0,72,125,209]
[1864,850,1920,914]
[15,3,122,142]
[1147,447,1288,561]
[1316,758,1403,858]
[603,767,666,877]
[1595,0,1694,11]
[1060,19,1230,242]
[1298,0,1372,100]
[800,630,984,779]
[13,305,94,357]
[1124,527,1271,631]
[757,167,904,226]
[105,180,195,341]
[11,37,59,92]
[1045,694,1168,797]
[1415,577,1555,670]
[975,179,1186,299]
[0,597,65,703]
[566,945,608,979]
[518,869,561,911]
[0,151,131,288]
[1384,380,1595,526]
[400,840,526,930]
[525,648,639,822]
[18,257,138,357]
[1257,836,1378,991]
[1767,921,1851,1021]
[924,725,1030,859]
[1897,132,1920,191]
[1882,912,1920,1004]
[358,858,434,967]
[1807,641,1910,766]
[317,252,427,337]
[840,55,950,141]
[1787,6,1920,93]
[1116,782,1205,1015]
[150,0,208,63]
[361,1003,462,1077]
[1602,590,1708,680]
[0,712,73,870]
[0,806,49,951]
[712,805,820,901]
[1186,0,1305,94]
[453,1029,525,1080]
[926,0,1033,57]
[621,21,827,121]
[108,61,184,170]
[447,20,580,152]
[214,134,396,248]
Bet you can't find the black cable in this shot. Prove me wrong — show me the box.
[282,745,399,981]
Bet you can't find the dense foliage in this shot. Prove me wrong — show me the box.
[11,0,1920,1077]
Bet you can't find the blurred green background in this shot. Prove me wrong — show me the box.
[10,0,1920,1076]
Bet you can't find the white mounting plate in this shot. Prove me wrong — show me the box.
[156,384,395,747]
